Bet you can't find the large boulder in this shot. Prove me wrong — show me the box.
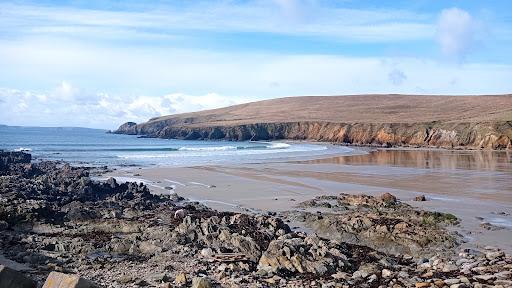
[0,265,36,288]
[42,272,98,288]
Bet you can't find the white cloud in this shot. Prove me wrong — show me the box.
[437,8,480,59]
[0,2,434,43]
[53,81,77,100]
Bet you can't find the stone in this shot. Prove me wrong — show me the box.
[0,265,36,288]
[459,276,470,283]
[473,274,496,282]
[367,274,378,283]
[175,273,187,285]
[398,271,409,278]
[380,193,397,204]
[355,263,379,278]
[442,263,458,273]
[485,251,505,260]
[174,209,186,219]
[117,274,134,284]
[444,278,460,285]
[494,280,512,286]
[494,271,511,280]
[331,272,350,280]
[414,195,427,201]
[42,272,98,288]
[381,269,393,278]
[200,248,213,258]
[134,279,149,286]
[415,282,431,288]
[191,277,212,288]
[0,220,8,230]
[147,273,170,283]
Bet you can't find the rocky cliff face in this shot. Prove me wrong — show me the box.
[115,121,138,135]
[115,121,512,150]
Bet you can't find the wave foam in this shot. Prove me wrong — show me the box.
[178,146,238,151]
[14,147,32,152]
[268,143,291,149]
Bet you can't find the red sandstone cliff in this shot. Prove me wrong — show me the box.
[115,95,512,150]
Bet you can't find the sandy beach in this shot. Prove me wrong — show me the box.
[104,148,512,253]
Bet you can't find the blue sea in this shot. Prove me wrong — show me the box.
[0,126,352,167]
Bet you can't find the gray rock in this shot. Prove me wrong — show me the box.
[191,277,212,288]
[381,269,393,278]
[444,278,460,285]
[0,265,36,288]
[485,251,505,260]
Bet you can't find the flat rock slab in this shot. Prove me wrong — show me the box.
[0,255,32,273]
[42,272,98,288]
[0,265,36,288]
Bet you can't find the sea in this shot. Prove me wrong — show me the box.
[0,126,353,167]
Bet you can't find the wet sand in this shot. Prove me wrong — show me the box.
[105,148,512,252]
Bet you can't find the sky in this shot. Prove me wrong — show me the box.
[0,0,511,129]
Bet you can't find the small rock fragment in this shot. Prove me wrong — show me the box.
[191,277,212,288]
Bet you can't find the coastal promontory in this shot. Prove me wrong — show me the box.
[115,94,512,150]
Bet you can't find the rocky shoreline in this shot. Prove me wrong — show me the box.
[1,151,511,287]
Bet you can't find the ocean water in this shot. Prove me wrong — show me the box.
[0,126,352,167]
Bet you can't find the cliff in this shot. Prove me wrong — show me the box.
[115,95,512,150]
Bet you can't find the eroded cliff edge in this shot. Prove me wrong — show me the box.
[115,121,512,150]
[114,95,512,150]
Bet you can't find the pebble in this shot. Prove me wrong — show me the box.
[473,274,496,282]
[442,263,458,273]
[381,269,393,278]
[444,278,460,285]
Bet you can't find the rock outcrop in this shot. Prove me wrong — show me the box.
[282,194,460,257]
[115,122,137,135]
[114,95,512,150]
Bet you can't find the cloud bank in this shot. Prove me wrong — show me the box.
[0,84,249,129]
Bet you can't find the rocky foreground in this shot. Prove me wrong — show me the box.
[1,152,511,287]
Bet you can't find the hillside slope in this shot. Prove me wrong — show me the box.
[115,95,512,150]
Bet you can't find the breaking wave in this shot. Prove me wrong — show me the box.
[178,146,239,151]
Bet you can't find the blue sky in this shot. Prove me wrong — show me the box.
[0,0,511,128]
